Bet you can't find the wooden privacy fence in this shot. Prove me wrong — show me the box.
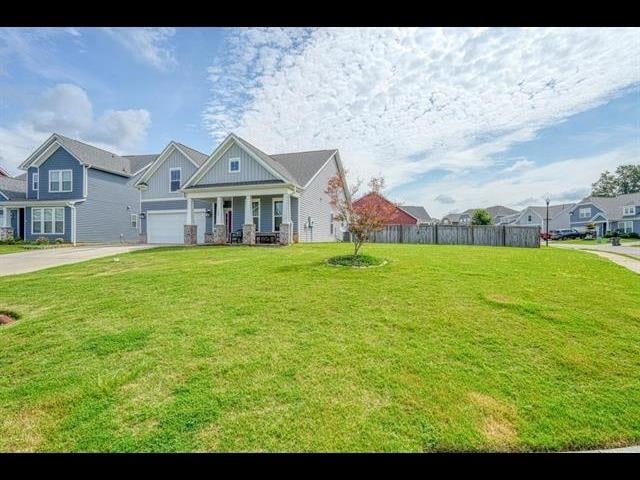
[351,224,540,248]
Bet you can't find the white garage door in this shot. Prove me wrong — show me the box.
[147,211,206,244]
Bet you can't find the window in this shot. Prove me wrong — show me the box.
[229,158,240,173]
[619,221,633,234]
[527,215,532,222]
[32,172,39,191]
[273,199,283,232]
[32,207,64,235]
[252,199,260,230]
[579,207,591,219]
[170,168,181,192]
[130,214,138,228]
[623,205,636,216]
[49,170,72,192]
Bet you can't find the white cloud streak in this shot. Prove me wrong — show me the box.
[103,27,177,71]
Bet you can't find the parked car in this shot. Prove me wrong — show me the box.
[540,230,556,240]
[550,229,581,240]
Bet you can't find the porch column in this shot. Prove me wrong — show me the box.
[279,193,292,245]
[213,196,226,244]
[243,195,255,245]
[0,206,12,241]
[184,197,197,245]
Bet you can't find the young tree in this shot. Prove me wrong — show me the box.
[471,208,492,225]
[592,164,640,196]
[325,172,397,256]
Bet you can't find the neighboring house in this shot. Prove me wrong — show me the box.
[351,192,432,225]
[496,212,520,225]
[454,205,519,225]
[441,212,471,225]
[137,133,349,245]
[511,203,575,232]
[0,166,9,177]
[1,133,157,244]
[569,193,640,236]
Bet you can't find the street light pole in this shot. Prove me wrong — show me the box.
[545,196,550,247]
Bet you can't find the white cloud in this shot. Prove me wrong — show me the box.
[503,158,535,173]
[103,27,177,71]
[0,83,151,174]
[434,194,456,204]
[203,27,640,207]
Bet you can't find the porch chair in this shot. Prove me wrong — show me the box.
[230,228,243,244]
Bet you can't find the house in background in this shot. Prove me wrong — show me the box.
[441,212,471,225]
[0,166,10,177]
[137,133,348,245]
[510,203,575,232]
[569,193,640,236]
[2,133,156,244]
[352,192,433,225]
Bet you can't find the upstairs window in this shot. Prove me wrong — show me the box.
[32,172,39,191]
[170,168,181,192]
[623,205,636,216]
[579,207,591,219]
[229,158,240,173]
[49,170,72,192]
[527,215,532,222]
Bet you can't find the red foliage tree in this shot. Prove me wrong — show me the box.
[325,173,397,256]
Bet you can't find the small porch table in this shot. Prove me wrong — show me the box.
[255,232,279,244]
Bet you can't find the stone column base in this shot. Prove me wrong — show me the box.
[213,224,227,245]
[279,223,292,245]
[243,224,256,245]
[0,227,14,241]
[184,225,197,245]
[204,233,215,244]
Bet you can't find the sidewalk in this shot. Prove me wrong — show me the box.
[549,240,640,274]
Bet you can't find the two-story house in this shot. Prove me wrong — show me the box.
[136,133,348,245]
[441,212,471,225]
[1,133,156,244]
[509,203,575,233]
[569,193,640,236]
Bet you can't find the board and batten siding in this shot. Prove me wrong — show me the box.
[196,144,279,186]
[36,147,84,200]
[299,155,340,243]
[141,149,200,200]
[75,168,140,243]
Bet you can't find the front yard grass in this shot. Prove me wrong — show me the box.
[0,244,26,255]
[0,243,638,452]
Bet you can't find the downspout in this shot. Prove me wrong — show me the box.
[68,202,77,246]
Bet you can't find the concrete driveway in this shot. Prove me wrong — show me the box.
[0,245,156,276]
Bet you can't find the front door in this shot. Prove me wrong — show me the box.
[225,209,233,242]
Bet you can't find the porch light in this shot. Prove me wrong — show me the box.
[139,212,146,220]
[206,209,212,217]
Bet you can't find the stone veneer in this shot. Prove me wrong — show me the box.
[213,224,226,245]
[184,225,197,245]
[243,224,256,245]
[0,227,14,241]
[205,233,215,244]
[279,223,292,245]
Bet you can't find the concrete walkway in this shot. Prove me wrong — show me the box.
[582,446,640,453]
[550,240,640,274]
[0,245,156,276]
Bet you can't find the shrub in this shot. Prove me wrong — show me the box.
[604,230,613,238]
[327,254,386,267]
[55,238,65,244]
[35,236,49,245]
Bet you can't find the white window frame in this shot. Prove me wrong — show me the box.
[48,169,73,193]
[272,197,283,232]
[31,207,65,235]
[619,220,633,234]
[169,167,182,192]
[228,157,241,173]
[130,213,138,229]
[579,207,591,219]
[623,205,636,216]
[32,172,39,192]
[251,198,261,231]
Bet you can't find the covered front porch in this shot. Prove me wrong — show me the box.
[182,184,299,246]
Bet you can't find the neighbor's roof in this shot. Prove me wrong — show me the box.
[442,212,470,222]
[123,154,160,174]
[575,193,640,221]
[15,172,27,180]
[461,205,519,218]
[0,176,26,200]
[399,205,431,222]
[527,203,575,219]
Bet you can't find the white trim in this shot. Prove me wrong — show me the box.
[515,207,544,225]
[146,208,206,215]
[251,197,261,230]
[83,166,88,197]
[272,197,283,232]
[0,190,8,200]
[136,142,201,186]
[32,172,39,192]
[31,206,65,235]
[130,213,138,229]
[132,162,153,177]
[183,134,290,189]
[0,199,83,208]
[618,220,634,233]
[623,205,636,216]
[578,207,592,219]
[141,197,189,202]
[48,169,73,193]
[185,185,297,199]
[169,167,182,192]
[18,133,58,170]
[32,141,84,168]
[228,157,241,173]
[302,151,338,189]
[70,204,76,245]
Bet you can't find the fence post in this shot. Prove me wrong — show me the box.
[502,225,506,246]
[435,223,439,245]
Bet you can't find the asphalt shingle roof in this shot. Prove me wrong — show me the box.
[576,193,640,221]
[174,143,208,165]
[399,205,431,222]
[123,155,160,174]
[56,134,132,176]
[0,176,26,200]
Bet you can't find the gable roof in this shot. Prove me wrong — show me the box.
[231,135,299,185]
[123,154,160,174]
[0,175,27,200]
[461,205,519,219]
[399,205,431,222]
[173,143,208,166]
[0,166,9,177]
[573,193,640,221]
[269,150,337,187]
[442,212,470,222]
[135,141,209,186]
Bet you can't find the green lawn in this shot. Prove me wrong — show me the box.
[0,244,25,255]
[1,244,638,452]
[551,238,638,245]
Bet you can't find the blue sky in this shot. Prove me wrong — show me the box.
[1,27,638,217]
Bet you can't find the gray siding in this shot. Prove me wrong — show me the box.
[25,206,72,242]
[299,156,340,242]
[196,144,278,186]
[570,203,605,226]
[514,209,543,227]
[37,147,84,200]
[141,149,199,200]
[27,167,38,199]
[611,219,640,234]
[75,169,139,243]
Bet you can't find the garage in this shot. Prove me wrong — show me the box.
[146,210,206,244]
